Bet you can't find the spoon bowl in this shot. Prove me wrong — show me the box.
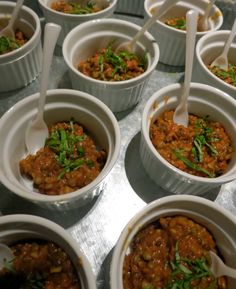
[25,23,61,155]
[210,251,236,279]
[115,0,180,53]
[0,243,14,270]
[210,18,236,70]
[0,0,25,40]
[173,9,198,127]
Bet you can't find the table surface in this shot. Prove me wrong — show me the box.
[0,2,236,288]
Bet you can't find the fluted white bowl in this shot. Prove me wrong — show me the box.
[0,89,120,210]
[0,1,42,92]
[38,0,118,46]
[144,0,223,66]
[110,195,236,289]
[0,214,96,289]
[193,30,236,98]
[140,83,236,195]
[62,18,160,112]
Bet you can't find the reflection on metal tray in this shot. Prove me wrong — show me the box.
[0,1,236,289]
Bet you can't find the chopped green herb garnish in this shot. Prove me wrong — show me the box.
[68,1,95,14]
[193,117,218,163]
[165,243,215,289]
[174,149,215,177]
[45,119,93,179]
[165,18,186,30]
[98,42,147,80]
[209,64,236,87]
[0,36,20,54]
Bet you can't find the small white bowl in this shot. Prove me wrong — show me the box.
[144,0,223,66]
[0,214,96,289]
[62,18,160,112]
[0,1,42,92]
[38,0,118,46]
[193,30,236,98]
[140,83,236,195]
[0,89,120,210]
[110,195,236,289]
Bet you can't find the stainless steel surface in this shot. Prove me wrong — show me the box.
[0,1,236,288]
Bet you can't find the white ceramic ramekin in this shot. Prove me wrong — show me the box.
[0,89,120,210]
[193,30,236,99]
[0,1,42,92]
[144,0,223,66]
[62,18,160,112]
[0,214,96,289]
[140,83,236,195]
[38,0,118,46]
[110,195,236,289]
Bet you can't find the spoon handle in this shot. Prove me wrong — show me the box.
[203,0,216,20]
[8,0,25,27]
[130,0,180,48]
[182,10,198,104]
[36,23,61,121]
[221,18,236,58]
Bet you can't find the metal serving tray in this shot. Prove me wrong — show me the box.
[0,1,236,288]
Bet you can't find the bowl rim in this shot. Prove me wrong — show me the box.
[144,0,223,35]
[0,88,121,205]
[38,0,118,18]
[0,1,41,61]
[141,82,236,184]
[195,30,236,92]
[62,18,160,87]
[0,213,97,289]
[110,194,236,289]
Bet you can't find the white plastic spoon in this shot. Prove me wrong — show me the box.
[115,0,180,52]
[25,23,61,155]
[210,18,236,71]
[0,243,14,270]
[198,0,216,32]
[173,10,198,127]
[210,251,236,278]
[0,0,25,40]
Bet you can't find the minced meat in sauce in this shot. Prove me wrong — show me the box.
[20,119,107,195]
[208,64,236,87]
[150,110,233,178]
[0,30,28,55]
[0,240,81,289]
[51,0,104,14]
[78,44,147,81]
[123,215,227,289]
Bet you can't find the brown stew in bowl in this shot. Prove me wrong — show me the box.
[0,30,28,55]
[0,240,81,289]
[208,64,236,87]
[123,215,227,289]
[20,119,107,195]
[150,110,233,178]
[164,17,187,30]
[51,0,105,14]
[78,44,147,81]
